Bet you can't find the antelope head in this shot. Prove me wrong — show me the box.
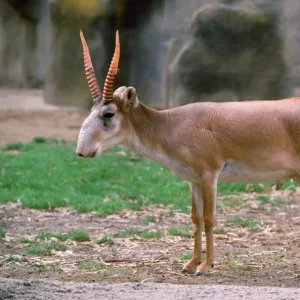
[76,31,138,158]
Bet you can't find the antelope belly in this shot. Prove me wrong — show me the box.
[218,161,294,183]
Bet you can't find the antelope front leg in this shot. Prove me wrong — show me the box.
[195,173,217,276]
[183,183,203,274]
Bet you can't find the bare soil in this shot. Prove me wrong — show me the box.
[1,279,300,300]
[1,200,300,288]
[0,89,300,299]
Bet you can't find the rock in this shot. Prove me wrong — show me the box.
[167,3,285,107]
[0,0,47,88]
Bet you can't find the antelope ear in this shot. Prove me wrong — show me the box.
[123,87,139,107]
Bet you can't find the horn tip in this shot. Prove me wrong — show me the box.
[115,30,120,47]
[80,30,84,41]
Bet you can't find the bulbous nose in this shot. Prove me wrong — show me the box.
[76,150,97,158]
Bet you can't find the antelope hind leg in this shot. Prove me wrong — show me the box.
[183,183,203,274]
[195,173,217,276]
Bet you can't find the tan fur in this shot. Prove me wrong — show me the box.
[77,87,300,276]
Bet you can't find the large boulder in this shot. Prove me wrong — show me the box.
[0,0,46,88]
[166,3,285,107]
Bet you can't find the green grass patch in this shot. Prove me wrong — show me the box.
[35,230,90,243]
[26,244,49,255]
[218,182,267,195]
[256,195,285,209]
[32,136,65,145]
[37,230,69,241]
[77,261,105,271]
[2,143,24,151]
[143,215,156,225]
[77,260,121,277]
[226,216,263,232]
[115,228,145,238]
[178,251,193,262]
[70,230,90,242]
[228,256,251,271]
[213,227,226,234]
[37,230,90,242]
[139,230,163,238]
[36,264,58,272]
[18,237,32,243]
[6,255,22,262]
[0,140,190,213]
[167,225,193,238]
[26,242,67,256]
[0,228,6,240]
[115,227,163,239]
[96,236,115,245]
[0,138,296,214]
[0,255,22,265]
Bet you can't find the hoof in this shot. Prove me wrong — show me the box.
[195,271,211,277]
[182,267,197,274]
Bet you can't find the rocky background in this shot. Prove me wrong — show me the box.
[0,0,300,109]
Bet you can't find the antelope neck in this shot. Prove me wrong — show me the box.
[125,103,171,161]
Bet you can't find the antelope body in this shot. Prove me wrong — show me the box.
[76,31,300,275]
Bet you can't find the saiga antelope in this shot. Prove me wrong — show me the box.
[76,31,300,276]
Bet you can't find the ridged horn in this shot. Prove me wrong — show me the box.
[80,30,101,102]
[103,30,120,103]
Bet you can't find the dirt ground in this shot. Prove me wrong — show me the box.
[1,199,300,288]
[1,279,300,300]
[0,89,300,298]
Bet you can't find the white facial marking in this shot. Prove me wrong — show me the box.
[77,108,125,158]
[97,114,124,154]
